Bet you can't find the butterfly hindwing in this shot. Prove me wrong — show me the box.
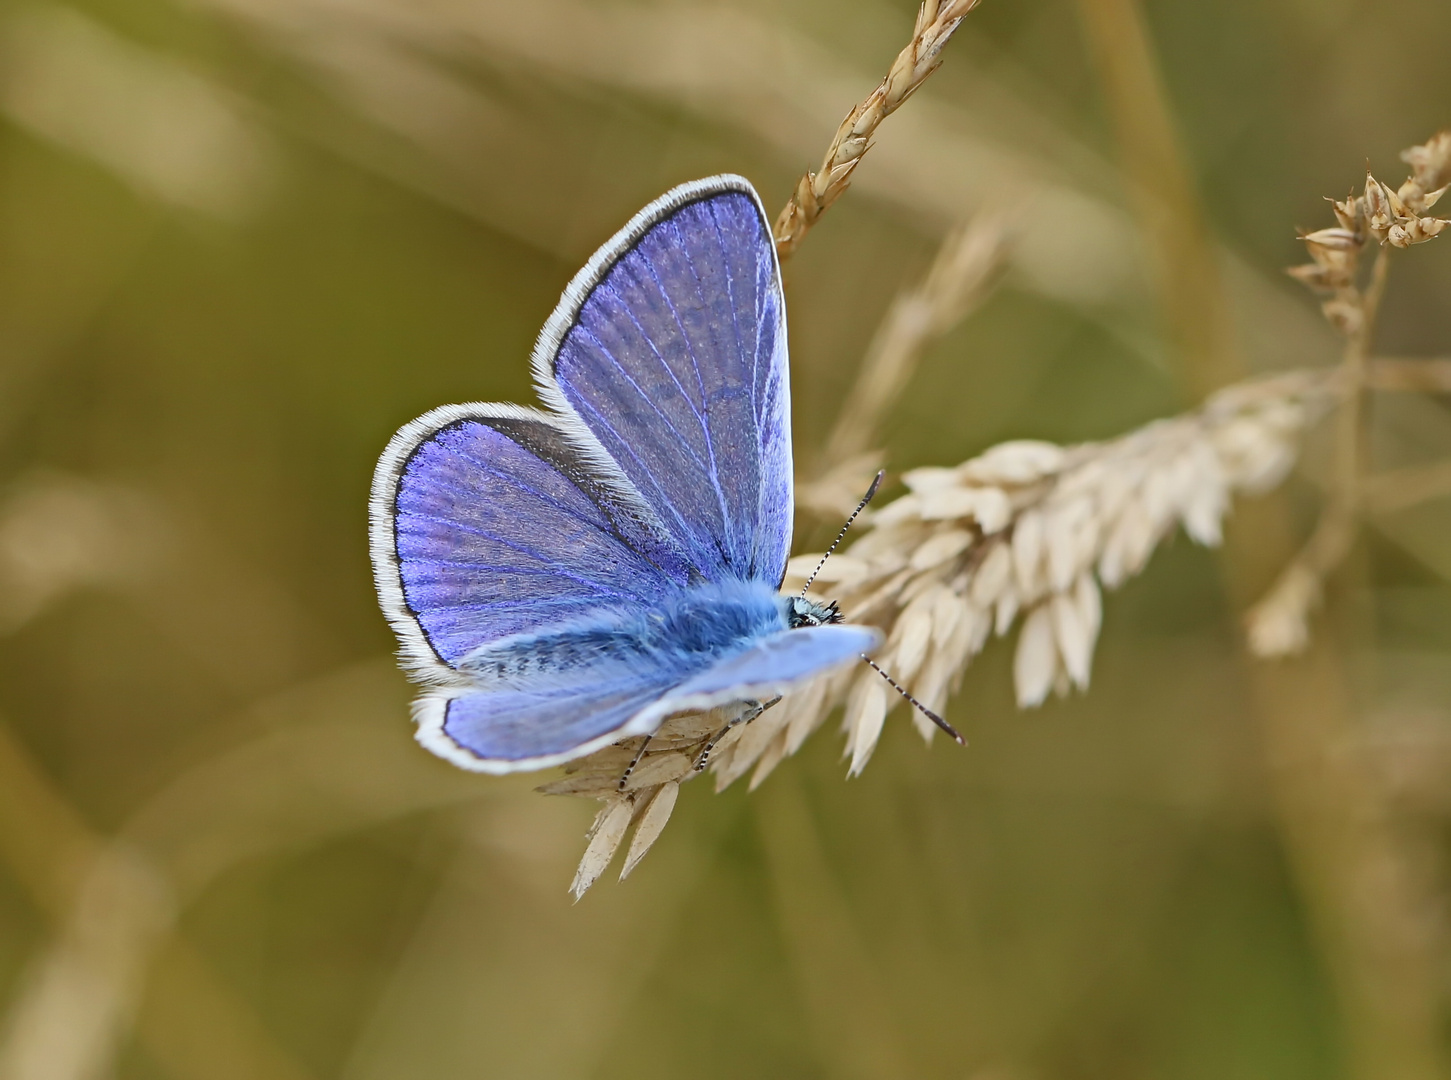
[534,176,793,586]
[415,623,882,773]
[416,673,679,773]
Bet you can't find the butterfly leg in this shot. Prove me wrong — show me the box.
[617,735,653,792]
[693,696,783,773]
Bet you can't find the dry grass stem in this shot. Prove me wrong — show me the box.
[799,214,1008,519]
[1250,131,1450,658]
[772,0,984,260]
[801,214,1008,516]
[1072,0,1238,389]
[1366,357,1451,392]
[1361,460,1451,516]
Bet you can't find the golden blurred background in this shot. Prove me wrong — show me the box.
[0,1,1449,1077]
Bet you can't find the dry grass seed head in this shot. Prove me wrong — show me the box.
[773,0,984,258]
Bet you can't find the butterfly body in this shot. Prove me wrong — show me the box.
[371,175,881,774]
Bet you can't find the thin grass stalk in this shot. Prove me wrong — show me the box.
[800,214,1008,520]
[1072,0,1238,391]
[1366,357,1451,392]
[820,216,1007,468]
[773,0,984,260]
[1253,239,1451,1080]
[1251,229,1445,1079]
[1336,249,1393,523]
[1362,459,1451,515]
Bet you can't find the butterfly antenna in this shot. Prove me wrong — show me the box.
[799,470,885,597]
[860,655,966,745]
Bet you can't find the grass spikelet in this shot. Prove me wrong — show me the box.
[619,782,679,881]
[772,0,986,261]
[777,367,1340,731]
[570,797,633,900]
[844,677,890,777]
[1244,562,1321,659]
[1013,604,1059,708]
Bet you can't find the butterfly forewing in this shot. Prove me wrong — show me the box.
[539,179,793,585]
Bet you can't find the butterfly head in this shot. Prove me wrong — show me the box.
[785,595,842,629]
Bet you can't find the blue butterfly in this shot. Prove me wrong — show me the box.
[369,175,882,773]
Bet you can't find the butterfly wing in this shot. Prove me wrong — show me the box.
[415,672,681,773]
[369,403,690,680]
[661,624,882,707]
[416,624,881,773]
[532,175,793,586]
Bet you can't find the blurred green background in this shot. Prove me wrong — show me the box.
[0,1,1449,1078]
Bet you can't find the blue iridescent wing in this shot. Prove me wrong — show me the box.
[664,624,881,704]
[369,403,690,678]
[414,624,880,773]
[532,176,793,586]
[415,675,677,773]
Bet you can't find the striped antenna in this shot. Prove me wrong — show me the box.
[799,470,884,597]
[861,655,966,745]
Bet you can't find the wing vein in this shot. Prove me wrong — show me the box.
[596,281,713,433]
[570,325,712,474]
[399,513,635,596]
[571,395,701,551]
[435,444,653,549]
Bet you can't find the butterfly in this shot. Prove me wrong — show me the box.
[368,175,882,773]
